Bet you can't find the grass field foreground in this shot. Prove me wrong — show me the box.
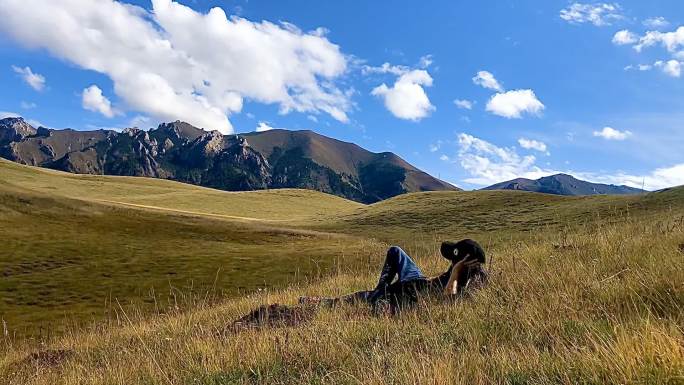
[1,211,683,384]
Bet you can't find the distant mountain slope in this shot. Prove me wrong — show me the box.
[482,174,645,196]
[0,117,458,203]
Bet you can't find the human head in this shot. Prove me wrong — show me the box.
[440,239,485,264]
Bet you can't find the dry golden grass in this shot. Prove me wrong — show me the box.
[2,213,682,385]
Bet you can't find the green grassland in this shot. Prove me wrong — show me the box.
[0,159,379,336]
[1,158,683,384]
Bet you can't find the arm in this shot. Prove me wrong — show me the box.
[443,256,479,295]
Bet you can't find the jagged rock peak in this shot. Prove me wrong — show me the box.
[122,127,142,136]
[0,116,37,143]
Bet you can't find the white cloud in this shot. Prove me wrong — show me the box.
[439,154,450,161]
[624,64,653,71]
[255,121,286,132]
[486,89,545,119]
[0,111,47,128]
[363,55,433,76]
[129,115,151,128]
[518,138,548,153]
[11,65,45,91]
[655,60,682,77]
[472,71,503,92]
[362,62,408,76]
[419,54,433,69]
[0,111,21,119]
[560,3,623,26]
[454,99,473,110]
[429,140,443,153]
[634,26,684,53]
[371,69,435,121]
[82,85,117,118]
[457,133,551,185]
[593,126,632,140]
[456,133,684,190]
[0,0,352,134]
[575,164,684,191]
[643,17,669,30]
[612,30,638,45]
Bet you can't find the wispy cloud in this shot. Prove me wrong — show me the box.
[11,65,45,91]
[472,71,503,92]
[455,133,683,190]
[560,3,623,26]
[454,99,474,110]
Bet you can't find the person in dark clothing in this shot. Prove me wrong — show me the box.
[300,239,488,312]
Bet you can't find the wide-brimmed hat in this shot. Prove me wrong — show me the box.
[440,239,485,263]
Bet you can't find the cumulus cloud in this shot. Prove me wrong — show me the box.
[634,26,684,53]
[643,17,669,30]
[560,3,623,26]
[371,69,435,121]
[518,138,548,154]
[593,126,632,140]
[457,133,550,185]
[11,65,45,91]
[576,164,684,191]
[472,71,503,92]
[82,85,117,118]
[655,60,682,77]
[486,89,545,119]
[0,0,352,134]
[612,30,638,45]
[454,99,473,110]
[456,133,684,190]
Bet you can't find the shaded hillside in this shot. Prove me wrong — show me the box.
[0,117,458,203]
[482,173,645,196]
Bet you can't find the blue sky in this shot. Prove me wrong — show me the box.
[1,0,683,190]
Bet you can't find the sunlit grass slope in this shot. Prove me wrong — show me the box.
[323,187,684,242]
[2,211,683,385]
[0,160,380,336]
[0,158,361,222]
[1,159,683,384]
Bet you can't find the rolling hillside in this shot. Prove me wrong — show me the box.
[2,158,683,338]
[1,160,682,384]
[0,159,381,335]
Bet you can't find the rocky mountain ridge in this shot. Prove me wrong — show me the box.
[0,117,457,203]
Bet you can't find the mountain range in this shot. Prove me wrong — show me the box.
[482,174,645,195]
[0,117,456,203]
[0,117,648,201]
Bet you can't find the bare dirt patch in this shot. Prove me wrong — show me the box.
[18,348,74,369]
[229,303,317,332]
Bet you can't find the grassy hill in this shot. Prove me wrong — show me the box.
[1,160,683,384]
[0,158,361,222]
[0,159,379,336]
